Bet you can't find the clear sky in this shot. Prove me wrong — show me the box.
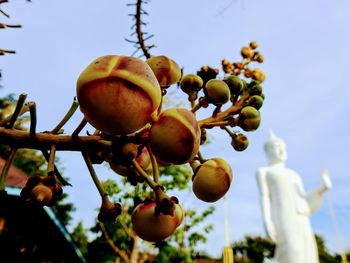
[1,0,350,258]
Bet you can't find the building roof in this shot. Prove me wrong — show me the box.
[0,157,28,188]
[0,157,87,263]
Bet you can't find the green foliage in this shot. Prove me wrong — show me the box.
[155,205,215,262]
[71,221,89,257]
[232,235,275,263]
[0,95,75,225]
[85,163,216,263]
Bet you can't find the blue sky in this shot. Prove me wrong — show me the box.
[1,0,350,257]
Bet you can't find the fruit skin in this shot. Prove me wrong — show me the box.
[180,74,203,93]
[224,76,244,98]
[149,108,200,165]
[109,146,151,177]
[241,46,254,59]
[204,79,230,105]
[146,55,182,87]
[132,201,184,242]
[192,158,233,203]
[30,184,53,205]
[238,106,261,132]
[231,133,249,151]
[77,55,162,135]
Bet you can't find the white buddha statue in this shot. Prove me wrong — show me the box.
[256,130,332,263]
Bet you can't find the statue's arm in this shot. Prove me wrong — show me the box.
[304,169,332,213]
[256,169,277,242]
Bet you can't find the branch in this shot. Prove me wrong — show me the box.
[128,0,154,59]
[0,127,111,151]
[118,216,136,239]
[99,222,130,263]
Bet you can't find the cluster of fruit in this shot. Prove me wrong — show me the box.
[72,42,265,242]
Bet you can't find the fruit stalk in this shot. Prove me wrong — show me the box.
[0,147,17,191]
[28,101,37,137]
[82,151,107,197]
[50,97,79,134]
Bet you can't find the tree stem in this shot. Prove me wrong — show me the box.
[0,147,17,191]
[146,145,159,183]
[5,93,27,128]
[28,101,37,137]
[50,97,79,134]
[0,127,110,151]
[132,159,157,189]
[82,151,106,197]
[47,144,56,175]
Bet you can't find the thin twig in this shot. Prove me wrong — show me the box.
[132,159,157,189]
[50,97,79,134]
[0,127,110,151]
[117,217,135,239]
[6,93,27,128]
[71,117,87,137]
[47,144,56,175]
[135,0,152,58]
[146,144,159,183]
[0,48,16,54]
[0,147,17,191]
[0,102,30,127]
[82,151,106,197]
[28,101,36,137]
[99,222,130,263]
[41,149,71,186]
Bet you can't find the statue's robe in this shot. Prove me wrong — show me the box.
[260,166,322,263]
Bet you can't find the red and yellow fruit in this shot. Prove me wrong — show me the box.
[149,108,200,165]
[77,55,162,135]
[192,158,233,202]
[109,146,151,177]
[146,55,182,87]
[132,201,184,242]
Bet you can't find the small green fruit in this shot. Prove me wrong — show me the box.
[245,95,264,110]
[180,74,203,93]
[238,106,261,131]
[204,79,230,105]
[231,133,249,151]
[224,76,244,97]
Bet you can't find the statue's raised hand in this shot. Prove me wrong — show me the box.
[321,169,332,190]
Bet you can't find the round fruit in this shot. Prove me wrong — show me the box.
[252,68,266,83]
[132,201,184,242]
[224,76,245,98]
[146,55,182,87]
[149,108,200,165]
[109,146,151,177]
[192,158,233,202]
[204,79,230,105]
[241,46,254,59]
[77,55,162,135]
[231,133,249,151]
[238,106,261,131]
[180,74,203,93]
[30,184,53,205]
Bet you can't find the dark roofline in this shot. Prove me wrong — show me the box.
[5,186,87,263]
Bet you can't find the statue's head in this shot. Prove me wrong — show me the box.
[263,129,287,164]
